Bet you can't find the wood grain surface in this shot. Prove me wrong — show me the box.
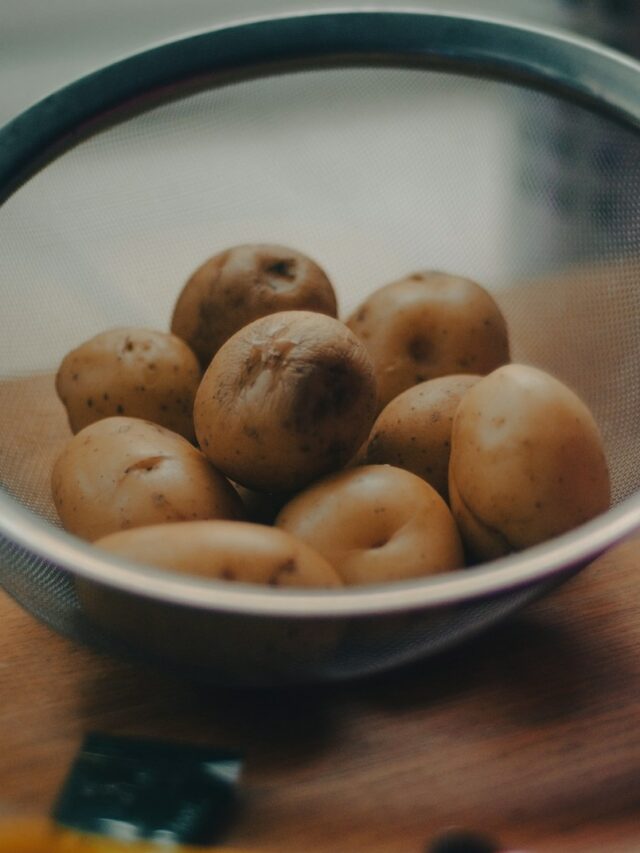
[0,538,638,852]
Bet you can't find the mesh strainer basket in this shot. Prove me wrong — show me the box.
[1,10,639,684]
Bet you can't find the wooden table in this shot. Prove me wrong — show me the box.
[0,539,638,852]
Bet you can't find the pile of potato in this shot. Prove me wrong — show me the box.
[52,243,611,590]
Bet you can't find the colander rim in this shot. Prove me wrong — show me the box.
[1,487,639,617]
[1,8,639,618]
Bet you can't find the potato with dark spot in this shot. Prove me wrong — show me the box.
[78,521,343,680]
[276,465,464,585]
[449,364,611,561]
[52,416,243,541]
[347,271,510,409]
[55,327,201,441]
[194,311,377,492]
[365,374,480,500]
[94,520,341,587]
[171,244,338,368]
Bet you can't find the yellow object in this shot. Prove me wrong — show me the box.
[0,818,250,852]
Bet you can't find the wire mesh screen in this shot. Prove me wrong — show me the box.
[0,60,638,679]
[1,66,638,508]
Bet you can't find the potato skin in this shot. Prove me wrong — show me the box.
[449,364,611,561]
[347,271,510,409]
[194,311,378,492]
[171,243,338,368]
[95,520,341,587]
[52,416,243,541]
[276,464,464,585]
[365,374,480,500]
[55,327,201,441]
[79,522,344,680]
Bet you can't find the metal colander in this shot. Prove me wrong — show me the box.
[1,11,639,683]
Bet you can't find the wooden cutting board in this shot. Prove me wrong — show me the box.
[0,535,638,852]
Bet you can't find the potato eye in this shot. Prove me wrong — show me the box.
[407,336,432,363]
[265,259,297,280]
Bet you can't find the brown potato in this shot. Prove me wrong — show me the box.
[77,579,345,682]
[79,521,342,680]
[55,327,201,441]
[365,374,480,500]
[95,520,341,587]
[194,311,377,492]
[347,271,510,409]
[276,465,464,585]
[449,364,611,561]
[171,243,338,368]
[52,416,243,541]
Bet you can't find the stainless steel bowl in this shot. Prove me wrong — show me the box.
[1,11,639,683]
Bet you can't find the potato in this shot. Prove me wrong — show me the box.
[52,416,243,541]
[171,243,338,368]
[79,522,343,681]
[194,311,377,492]
[55,327,201,441]
[276,465,464,585]
[78,579,344,682]
[364,374,480,500]
[449,364,611,561]
[347,271,510,409]
[95,520,341,587]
